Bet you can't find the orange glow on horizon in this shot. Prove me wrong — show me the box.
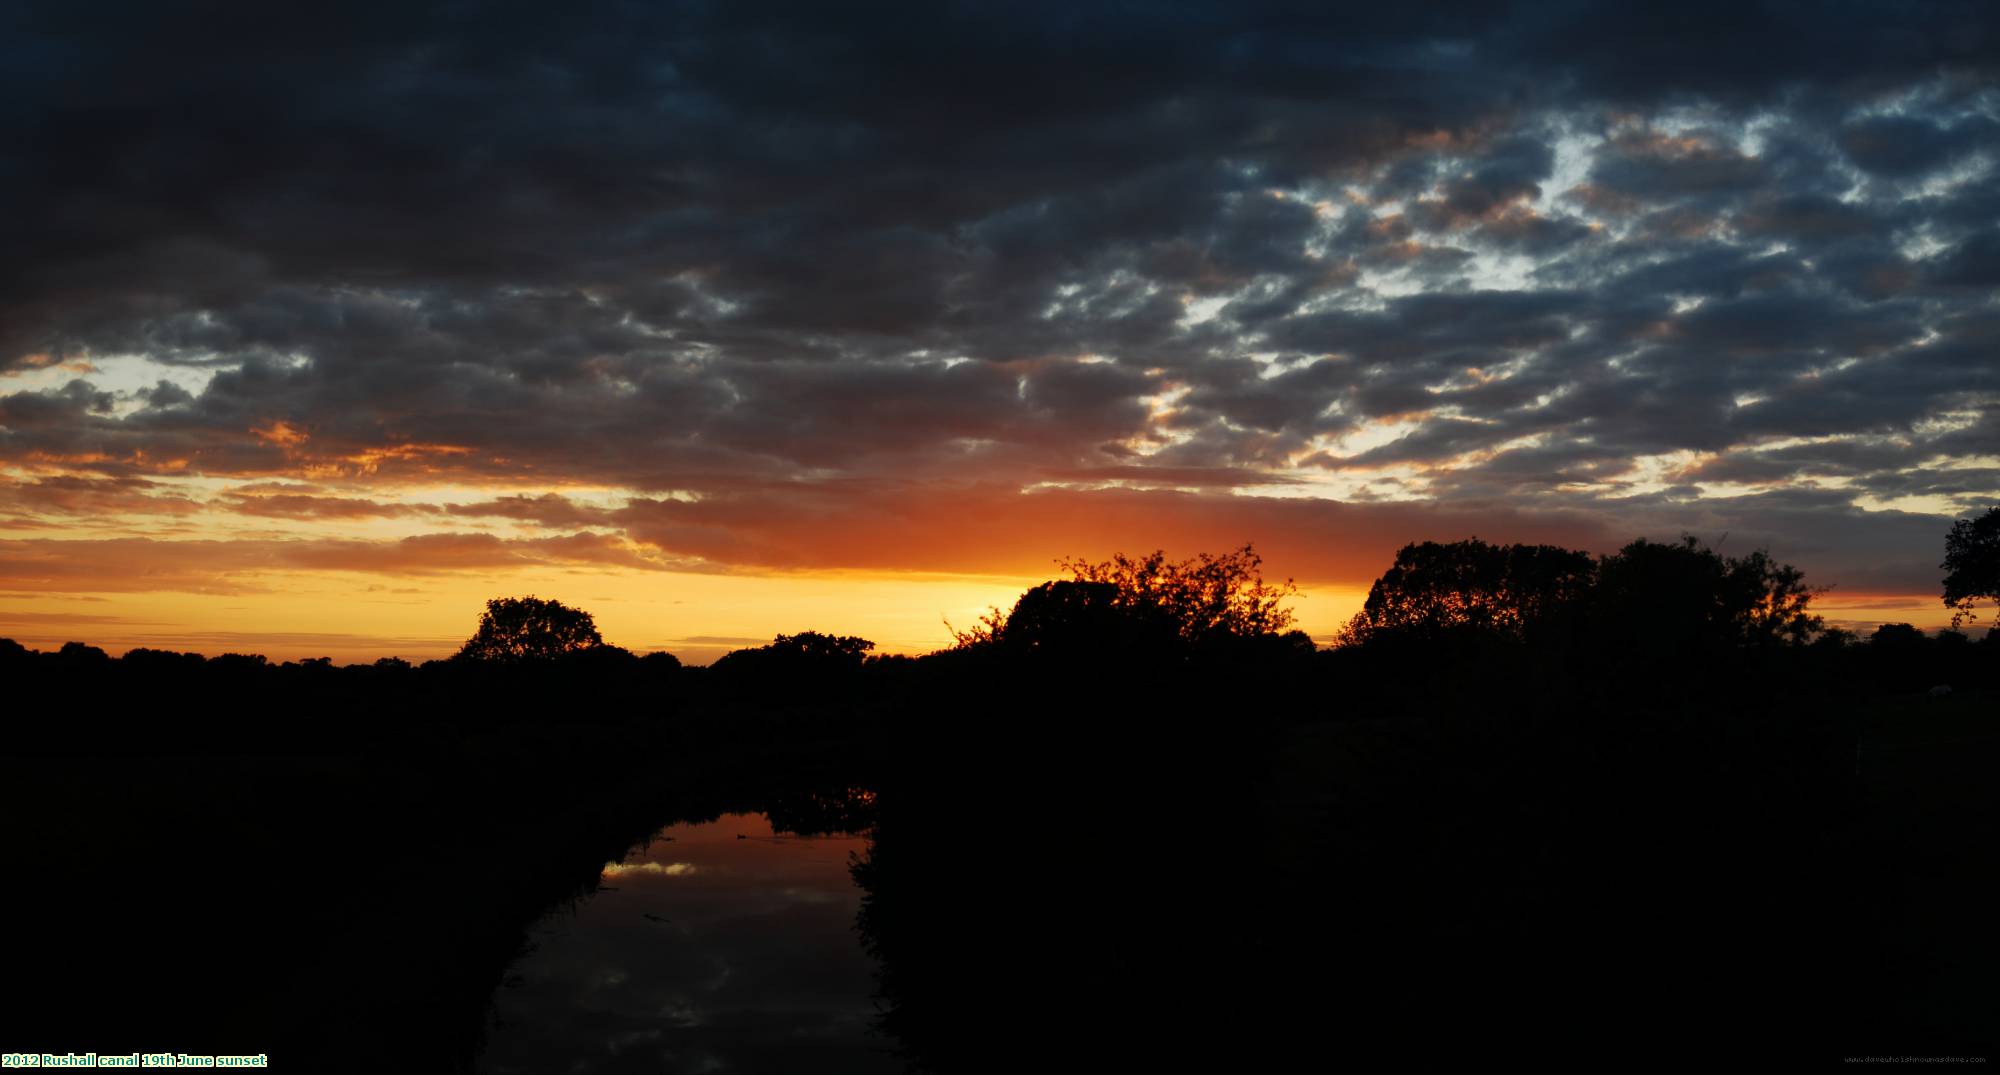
[2,464,1969,664]
[0,563,1377,665]
[0,557,1962,667]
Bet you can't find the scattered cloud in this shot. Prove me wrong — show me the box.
[3,2,1994,642]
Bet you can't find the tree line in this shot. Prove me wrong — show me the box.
[4,508,1993,1064]
[7,505,1996,701]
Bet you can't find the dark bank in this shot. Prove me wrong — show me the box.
[4,536,1997,1070]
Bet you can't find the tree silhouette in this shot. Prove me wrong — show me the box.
[767,631,875,664]
[1942,506,2000,628]
[454,596,604,662]
[953,544,1298,652]
[708,631,876,678]
[963,580,1178,655]
[1336,534,1826,675]
[1591,535,1823,652]
[1338,538,1595,646]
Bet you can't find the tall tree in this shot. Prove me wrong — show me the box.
[1942,507,2000,628]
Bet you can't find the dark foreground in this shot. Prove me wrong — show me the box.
[3,633,1996,1070]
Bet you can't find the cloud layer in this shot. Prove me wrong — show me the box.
[3,1,1997,646]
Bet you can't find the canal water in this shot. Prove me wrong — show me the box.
[478,811,896,1074]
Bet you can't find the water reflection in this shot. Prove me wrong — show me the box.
[480,811,895,1074]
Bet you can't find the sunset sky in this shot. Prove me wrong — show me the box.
[3,3,1997,661]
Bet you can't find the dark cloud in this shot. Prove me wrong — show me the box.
[1735,194,1885,243]
[220,494,423,521]
[0,532,679,594]
[1930,227,2000,287]
[444,494,616,529]
[1839,114,1999,177]
[1,1,1995,610]
[1587,129,1771,202]
[0,475,203,519]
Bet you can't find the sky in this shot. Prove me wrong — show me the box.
[3,2,1997,661]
